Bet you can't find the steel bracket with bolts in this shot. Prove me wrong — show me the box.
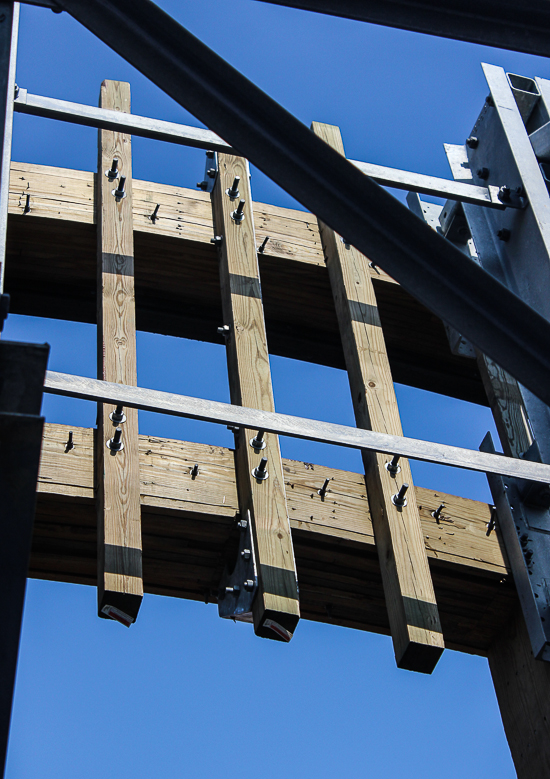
[481,432,550,661]
[196,149,218,193]
[218,511,258,622]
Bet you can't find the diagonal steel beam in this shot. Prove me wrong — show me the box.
[49,0,550,409]
[21,0,550,59]
[253,0,550,59]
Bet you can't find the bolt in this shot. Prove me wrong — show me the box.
[109,404,126,424]
[191,464,199,478]
[226,176,240,198]
[486,506,497,537]
[112,176,126,200]
[241,548,251,560]
[498,186,511,202]
[385,455,401,476]
[197,181,208,190]
[107,427,124,452]
[211,235,223,246]
[105,158,119,180]
[244,579,255,590]
[258,236,270,253]
[497,228,511,242]
[477,167,489,180]
[226,584,240,593]
[217,324,230,337]
[232,199,246,223]
[64,431,74,453]
[392,483,409,508]
[237,518,248,530]
[252,456,269,480]
[318,478,330,498]
[250,429,266,450]
[466,136,479,149]
[432,503,445,523]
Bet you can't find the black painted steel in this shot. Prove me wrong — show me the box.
[254,0,550,59]
[0,341,48,776]
[49,0,550,409]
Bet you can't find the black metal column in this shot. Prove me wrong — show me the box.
[0,341,48,776]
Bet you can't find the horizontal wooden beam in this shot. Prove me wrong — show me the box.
[32,423,517,655]
[6,162,485,405]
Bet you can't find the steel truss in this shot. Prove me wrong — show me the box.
[4,0,550,771]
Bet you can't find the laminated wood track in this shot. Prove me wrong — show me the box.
[33,423,517,656]
[6,162,484,404]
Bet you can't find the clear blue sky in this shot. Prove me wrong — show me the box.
[6,2,550,777]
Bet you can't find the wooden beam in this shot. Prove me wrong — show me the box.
[488,606,550,778]
[211,155,299,641]
[32,423,516,655]
[311,122,444,673]
[96,80,142,626]
[5,161,486,405]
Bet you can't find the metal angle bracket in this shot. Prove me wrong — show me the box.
[218,510,258,623]
[406,192,476,359]
[480,431,550,662]
[197,149,218,193]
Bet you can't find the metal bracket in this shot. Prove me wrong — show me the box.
[196,150,218,193]
[480,432,550,661]
[218,510,258,623]
[407,193,476,359]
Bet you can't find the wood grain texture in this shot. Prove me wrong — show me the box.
[477,353,533,458]
[211,154,299,640]
[6,162,485,404]
[311,122,444,672]
[488,606,550,779]
[96,81,142,624]
[33,423,516,653]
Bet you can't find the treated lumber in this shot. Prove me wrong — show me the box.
[5,162,485,404]
[211,154,299,640]
[312,122,443,673]
[32,422,516,655]
[488,606,550,778]
[96,81,142,626]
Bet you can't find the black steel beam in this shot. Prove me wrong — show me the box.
[254,0,550,59]
[0,341,48,776]
[37,0,550,409]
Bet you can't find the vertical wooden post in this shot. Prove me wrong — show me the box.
[211,154,299,641]
[488,606,550,778]
[96,80,142,626]
[311,122,444,673]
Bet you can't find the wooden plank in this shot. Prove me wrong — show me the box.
[488,606,550,778]
[211,154,300,641]
[32,423,516,654]
[37,423,507,575]
[311,122,444,672]
[96,80,142,626]
[477,353,533,458]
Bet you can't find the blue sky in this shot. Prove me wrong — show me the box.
[6,2,550,776]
